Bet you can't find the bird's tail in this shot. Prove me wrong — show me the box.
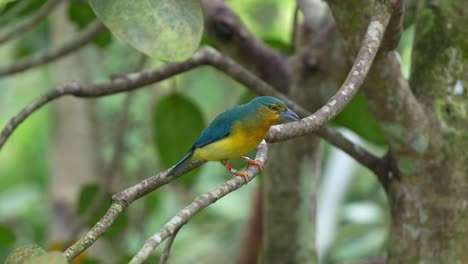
[167,150,194,176]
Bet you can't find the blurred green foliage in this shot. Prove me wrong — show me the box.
[0,0,46,23]
[332,91,387,145]
[0,0,417,263]
[77,184,128,237]
[67,1,112,47]
[152,94,205,187]
[0,224,15,247]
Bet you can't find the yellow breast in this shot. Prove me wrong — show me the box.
[193,121,270,161]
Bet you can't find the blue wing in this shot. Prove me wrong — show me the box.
[167,116,232,176]
[192,111,234,149]
[192,104,250,149]
[168,104,252,176]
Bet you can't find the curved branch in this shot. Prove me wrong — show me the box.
[60,3,392,260]
[129,141,268,264]
[64,141,267,261]
[159,227,180,264]
[0,45,382,177]
[70,57,146,239]
[0,21,106,77]
[63,159,206,261]
[265,2,392,143]
[0,0,64,45]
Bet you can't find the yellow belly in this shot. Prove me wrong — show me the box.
[194,122,269,161]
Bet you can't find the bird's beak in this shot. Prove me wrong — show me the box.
[279,107,300,121]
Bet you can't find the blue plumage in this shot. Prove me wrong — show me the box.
[166,96,298,178]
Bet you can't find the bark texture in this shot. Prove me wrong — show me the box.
[329,0,468,262]
[386,1,468,262]
[202,1,324,263]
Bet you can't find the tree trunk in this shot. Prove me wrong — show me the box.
[386,1,468,262]
[49,3,99,243]
[329,0,468,262]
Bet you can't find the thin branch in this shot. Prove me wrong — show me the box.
[265,2,392,143]
[315,127,387,181]
[0,0,31,25]
[64,141,267,261]
[129,141,268,264]
[380,0,404,52]
[0,0,64,45]
[159,227,181,264]
[201,0,289,93]
[71,56,147,236]
[60,3,392,260]
[63,160,206,261]
[69,92,135,239]
[0,45,382,178]
[0,21,106,77]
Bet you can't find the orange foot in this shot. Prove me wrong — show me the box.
[234,171,250,183]
[226,164,250,183]
[246,159,263,172]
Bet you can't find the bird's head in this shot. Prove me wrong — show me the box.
[251,96,300,123]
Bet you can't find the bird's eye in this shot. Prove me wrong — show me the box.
[269,105,278,111]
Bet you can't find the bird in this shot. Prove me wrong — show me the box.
[166,96,300,182]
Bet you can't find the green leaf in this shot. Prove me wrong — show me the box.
[88,0,203,61]
[93,31,112,48]
[153,94,205,187]
[331,91,386,145]
[77,184,99,215]
[5,244,46,264]
[0,224,15,246]
[77,184,128,237]
[68,2,96,29]
[24,251,67,264]
[67,2,112,48]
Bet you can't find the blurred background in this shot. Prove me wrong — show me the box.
[0,0,414,263]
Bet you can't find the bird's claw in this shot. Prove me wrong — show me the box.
[234,171,250,183]
[246,159,263,171]
[241,156,263,172]
[226,164,250,183]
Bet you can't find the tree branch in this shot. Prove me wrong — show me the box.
[329,0,429,175]
[63,160,206,261]
[69,88,137,239]
[129,141,268,264]
[64,141,267,262]
[201,0,289,92]
[70,57,148,239]
[0,44,384,179]
[265,2,392,143]
[64,3,389,260]
[0,0,64,45]
[159,227,180,264]
[0,21,105,77]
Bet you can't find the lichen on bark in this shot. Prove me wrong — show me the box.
[329,0,468,263]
